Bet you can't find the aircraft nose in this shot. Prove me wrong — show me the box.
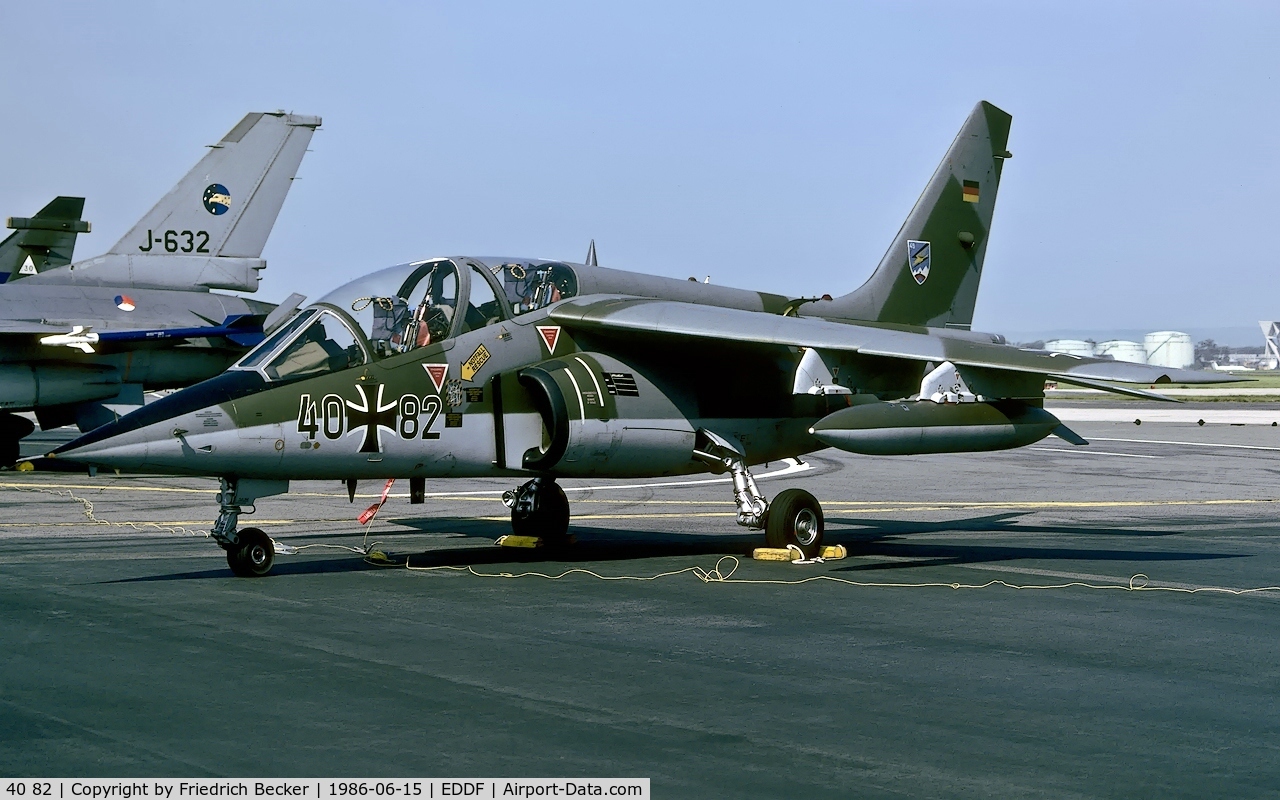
[51,369,268,470]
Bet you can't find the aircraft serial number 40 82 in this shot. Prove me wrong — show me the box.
[53,101,1238,576]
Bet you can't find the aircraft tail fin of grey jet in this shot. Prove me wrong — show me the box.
[585,239,598,267]
[108,112,320,260]
[819,101,1011,329]
[0,196,90,284]
[22,112,320,293]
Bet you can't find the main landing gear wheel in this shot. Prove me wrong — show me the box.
[766,488,824,558]
[0,413,35,468]
[226,527,275,577]
[509,479,571,546]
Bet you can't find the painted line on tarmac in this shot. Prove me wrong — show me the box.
[0,481,212,494]
[1028,447,1161,459]
[1090,437,1280,453]
[954,563,1272,595]
[823,498,1279,509]
[1049,407,1280,424]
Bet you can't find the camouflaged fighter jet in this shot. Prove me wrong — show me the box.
[0,112,319,465]
[0,196,92,285]
[52,101,1238,577]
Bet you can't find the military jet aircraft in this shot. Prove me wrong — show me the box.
[0,196,92,284]
[52,101,1238,576]
[0,111,319,464]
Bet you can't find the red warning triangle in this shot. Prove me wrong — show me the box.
[423,363,448,393]
[537,325,561,354]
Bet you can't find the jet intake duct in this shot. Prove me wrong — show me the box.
[514,354,695,477]
[810,400,1059,456]
[517,366,570,471]
[0,364,121,410]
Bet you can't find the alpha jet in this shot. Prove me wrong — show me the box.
[53,101,1237,576]
[0,112,318,464]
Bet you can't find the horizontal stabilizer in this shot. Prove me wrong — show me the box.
[1049,374,1179,402]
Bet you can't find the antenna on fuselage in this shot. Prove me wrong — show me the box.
[585,239,598,267]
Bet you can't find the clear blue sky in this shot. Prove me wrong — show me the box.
[2,1,1276,336]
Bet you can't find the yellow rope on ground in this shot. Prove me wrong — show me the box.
[6,485,209,537]
[403,555,1280,596]
[9,483,1280,597]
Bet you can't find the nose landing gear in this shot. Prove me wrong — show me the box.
[211,477,289,577]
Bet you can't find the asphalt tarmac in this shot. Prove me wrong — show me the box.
[3,408,1280,797]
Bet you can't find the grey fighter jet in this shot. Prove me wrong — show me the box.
[53,101,1238,576]
[0,111,319,464]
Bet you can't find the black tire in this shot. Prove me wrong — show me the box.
[0,437,18,469]
[0,413,34,468]
[510,481,571,545]
[765,488,824,558]
[226,527,275,577]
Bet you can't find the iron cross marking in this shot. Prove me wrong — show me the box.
[345,383,398,453]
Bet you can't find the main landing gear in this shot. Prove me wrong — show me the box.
[693,430,825,558]
[503,477,571,546]
[212,478,286,577]
[497,435,825,557]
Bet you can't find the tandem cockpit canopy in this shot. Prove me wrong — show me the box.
[317,257,578,358]
[232,257,581,381]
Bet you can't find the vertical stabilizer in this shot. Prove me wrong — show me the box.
[0,197,90,284]
[108,111,321,259]
[585,239,598,267]
[814,101,1011,328]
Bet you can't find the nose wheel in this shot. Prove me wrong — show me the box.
[211,478,290,577]
[226,527,275,577]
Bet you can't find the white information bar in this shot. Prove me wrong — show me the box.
[0,781,649,800]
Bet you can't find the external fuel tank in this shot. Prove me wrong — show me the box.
[809,400,1060,456]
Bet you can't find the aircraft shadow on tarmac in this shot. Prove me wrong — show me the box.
[103,511,1245,582]
[823,511,1246,572]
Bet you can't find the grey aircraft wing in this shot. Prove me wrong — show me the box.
[550,296,1239,400]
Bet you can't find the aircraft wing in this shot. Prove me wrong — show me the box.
[549,297,1239,395]
[0,319,79,335]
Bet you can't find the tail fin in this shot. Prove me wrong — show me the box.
[108,111,320,259]
[818,101,1012,329]
[0,197,90,284]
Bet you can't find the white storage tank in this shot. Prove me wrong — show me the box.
[1044,339,1096,357]
[1097,340,1147,364]
[1144,331,1194,369]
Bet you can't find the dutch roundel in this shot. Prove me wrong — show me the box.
[115,295,136,312]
